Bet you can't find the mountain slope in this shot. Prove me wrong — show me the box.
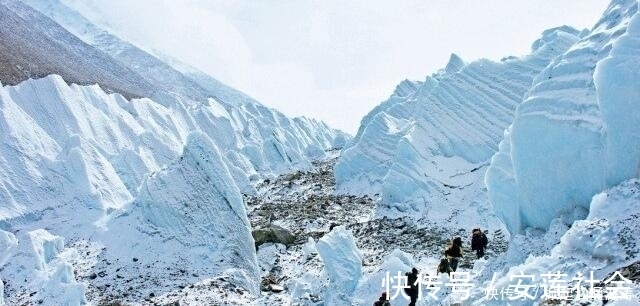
[0,0,154,99]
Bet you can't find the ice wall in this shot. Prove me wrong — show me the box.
[1,1,349,301]
[335,27,580,223]
[486,0,640,234]
[596,2,640,185]
[472,179,640,305]
[0,74,345,221]
[22,0,349,177]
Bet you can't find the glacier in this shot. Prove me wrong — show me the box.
[486,0,640,234]
[332,0,640,304]
[335,25,582,229]
[0,0,349,304]
[2,0,640,304]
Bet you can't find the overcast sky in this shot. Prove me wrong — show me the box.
[63,0,608,134]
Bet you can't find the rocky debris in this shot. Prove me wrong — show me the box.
[607,261,640,283]
[97,300,126,306]
[245,154,509,304]
[252,225,296,249]
[246,155,376,247]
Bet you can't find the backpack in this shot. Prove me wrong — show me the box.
[480,233,488,248]
[438,258,451,274]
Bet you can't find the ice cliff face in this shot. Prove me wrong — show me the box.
[486,0,640,234]
[338,0,640,237]
[0,76,261,303]
[335,26,581,225]
[471,179,640,305]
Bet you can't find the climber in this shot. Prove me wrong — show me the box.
[404,267,419,306]
[444,237,463,272]
[373,292,391,306]
[471,228,488,259]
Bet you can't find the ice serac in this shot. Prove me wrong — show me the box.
[335,26,580,223]
[0,1,348,298]
[486,0,640,234]
[316,226,362,304]
[22,0,350,181]
[1,229,86,305]
[0,73,303,299]
[596,3,640,185]
[105,131,259,293]
[443,53,465,73]
[28,230,86,305]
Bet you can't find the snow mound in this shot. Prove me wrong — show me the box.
[486,0,640,234]
[317,226,363,304]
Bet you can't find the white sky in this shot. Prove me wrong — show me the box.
[63,0,609,134]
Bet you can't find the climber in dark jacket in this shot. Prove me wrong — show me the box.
[471,228,488,259]
[444,237,463,272]
[405,267,419,306]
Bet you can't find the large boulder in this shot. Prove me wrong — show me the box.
[252,225,296,248]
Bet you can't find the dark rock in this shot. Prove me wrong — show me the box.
[252,224,296,248]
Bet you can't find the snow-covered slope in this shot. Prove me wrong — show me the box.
[486,0,640,234]
[335,27,582,229]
